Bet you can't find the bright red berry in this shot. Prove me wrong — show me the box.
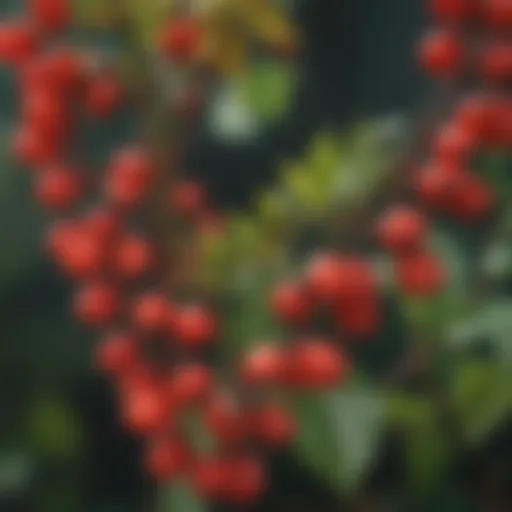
[160,17,202,63]
[375,205,427,254]
[480,43,512,84]
[11,125,61,166]
[484,0,512,30]
[271,281,311,324]
[85,74,123,117]
[0,22,39,65]
[203,393,247,445]
[454,94,496,144]
[34,165,82,209]
[334,298,382,339]
[29,0,71,32]
[171,305,217,349]
[418,29,464,77]
[395,252,446,295]
[433,122,476,165]
[22,89,68,135]
[95,332,138,375]
[83,208,120,241]
[223,455,268,506]
[169,363,212,407]
[286,339,350,389]
[451,173,493,221]
[113,234,154,279]
[191,456,230,499]
[121,385,169,435]
[73,280,120,325]
[132,292,173,332]
[240,344,285,386]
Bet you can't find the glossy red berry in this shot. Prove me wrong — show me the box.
[171,305,217,349]
[428,0,474,22]
[22,89,68,135]
[73,280,119,325]
[191,457,230,499]
[132,292,173,332]
[95,332,138,375]
[395,252,446,295]
[114,234,154,279]
[29,0,71,32]
[145,438,190,480]
[334,298,382,339]
[204,394,247,445]
[452,174,493,221]
[223,455,268,506]
[271,281,311,324]
[454,94,496,144]
[0,22,38,65]
[240,344,285,386]
[376,205,427,254]
[433,122,476,165]
[122,385,169,435]
[11,125,61,165]
[484,0,512,30]
[34,165,82,209]
[105,147,154,208]
[160,17,202,63]
[286,339,350,389]
[418,29,464,77]
[480,43,512,84]
[85,75,123,117]
[414,161,461,210]
[83,208,120,242]
[169,363,212,407]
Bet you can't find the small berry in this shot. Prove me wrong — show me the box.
[204,393,246,445]
[171,305,216,349]
[271,281,311,324]
[240,344,285,386]
[480,43,512,84]
[122,385,169,435]
[22,89,68,135]
[114,234,154,279]
[146,437,190,480]
[191,456,230,499]
[95,332,138,375]
[132,292,173,332]
[0,22,39,65]
[169,363,212,407]
[428,0,474,23]
[223,455,268,506]
[418,29,464,77]
[250,404,296,447]
[485,0,512,30]
[34,165,82,209]
[169,180,207,218]
[375,205,427,254]
[29,0,71,32]
[11,125,61,165]
[433,122,476,165]
[334,298,382,339]
[85,74,123,117]
[73,280,119,325]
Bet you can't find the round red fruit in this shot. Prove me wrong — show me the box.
[223,455,268,506]
[485,0,512,30]
[171,305,216,349]
[34,165,82,209]
[375,205,427,254]
[271,281,311,324]
[145,437,189,480]
[191,456,230,499]
[114,234,154,279]
[418,29,464,77]
[122,385,168,435]
[95,332,138,375]
[169,363,212,406]
[160,17,202,63]
[250,404,296,447]
[29,0,71,32]
[132,292,173,332]
[85,75,123,117]
[0,22,39,65]
[169,179,207,218]
[428,0,473,22]
[480,43,512,84]
[433,122,475,165]
[73,281,119,325]
[203,393,246,445]
[395,252,446,295]
[240,344,285,386]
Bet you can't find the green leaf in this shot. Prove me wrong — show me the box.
[290,383,386,495]
[159,479,209,512]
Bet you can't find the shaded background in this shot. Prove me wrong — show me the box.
[3,1,511,511]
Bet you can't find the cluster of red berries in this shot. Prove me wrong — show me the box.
[0,4,325,507]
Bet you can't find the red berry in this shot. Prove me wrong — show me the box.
[204,393,246,445]
[286,339,350,389]
[29,0,71,32]
[395,252,446,295]
[132,292,173,332]
[11,125,61,166]
[0,22,39,65]
[34,165,82,209]
[418,29,464,77]
[171,305,217,349]
[105,147,153,208]
[170,180,207,218]
[454,94,496,144]
[433,122,476,165]
[113,234,154,279]
[480,43,512,84]
[22,89,68,135]
[146,438,190,480]
[306,253,375,303]
[485,0,512,30]
[85,74,123,117]
[95,332,138,375]
[160,17,202,63]
[375,205,427,254]
[250,404,296,447]
[83,208,120,241]
[240,344,285,386]
[223,455,268,506]
[334,298,382,339]
[46,221,105,278]
[169,363,212,407]
[73,280,119,325]
[271,281,311,324]
[122,385,169,435]
[428,0,474,22]
[452,173,493,221]
[191,456,230,499]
